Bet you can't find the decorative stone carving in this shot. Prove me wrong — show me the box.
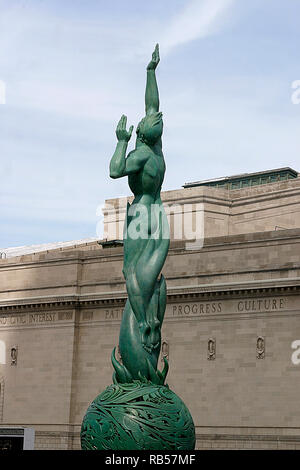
[257,336,265,359]
[116,344,122,364]
[208,338,216,360]
[10,346,18,366]
[161,340,169,362]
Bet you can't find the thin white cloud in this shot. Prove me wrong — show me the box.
[161,0,236,53]
[0,1,236,120]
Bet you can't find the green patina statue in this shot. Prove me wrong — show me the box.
[109,44,169,385]
[81,45,195,450]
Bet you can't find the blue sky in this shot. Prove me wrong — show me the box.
[1,0,300,248]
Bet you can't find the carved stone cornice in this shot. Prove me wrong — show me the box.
[0,280,299,313]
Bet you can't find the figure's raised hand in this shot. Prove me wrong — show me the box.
[116,115,134,142]
[147,43,160,71]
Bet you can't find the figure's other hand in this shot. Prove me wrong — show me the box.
[116,115,134,142]
[147,43,160,71]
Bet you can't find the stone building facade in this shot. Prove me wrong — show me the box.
[0,168,300,450]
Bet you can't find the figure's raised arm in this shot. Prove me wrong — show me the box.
[109,115,133,179]
[145,44,160,115]
[110,115,148,179]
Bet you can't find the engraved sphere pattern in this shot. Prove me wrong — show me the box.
[80,382,195,450]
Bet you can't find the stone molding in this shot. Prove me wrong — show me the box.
[0,282,299,313]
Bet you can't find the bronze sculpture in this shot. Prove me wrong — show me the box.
[81,45,195,450]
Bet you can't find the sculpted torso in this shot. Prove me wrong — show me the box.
[127,143,165,201]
